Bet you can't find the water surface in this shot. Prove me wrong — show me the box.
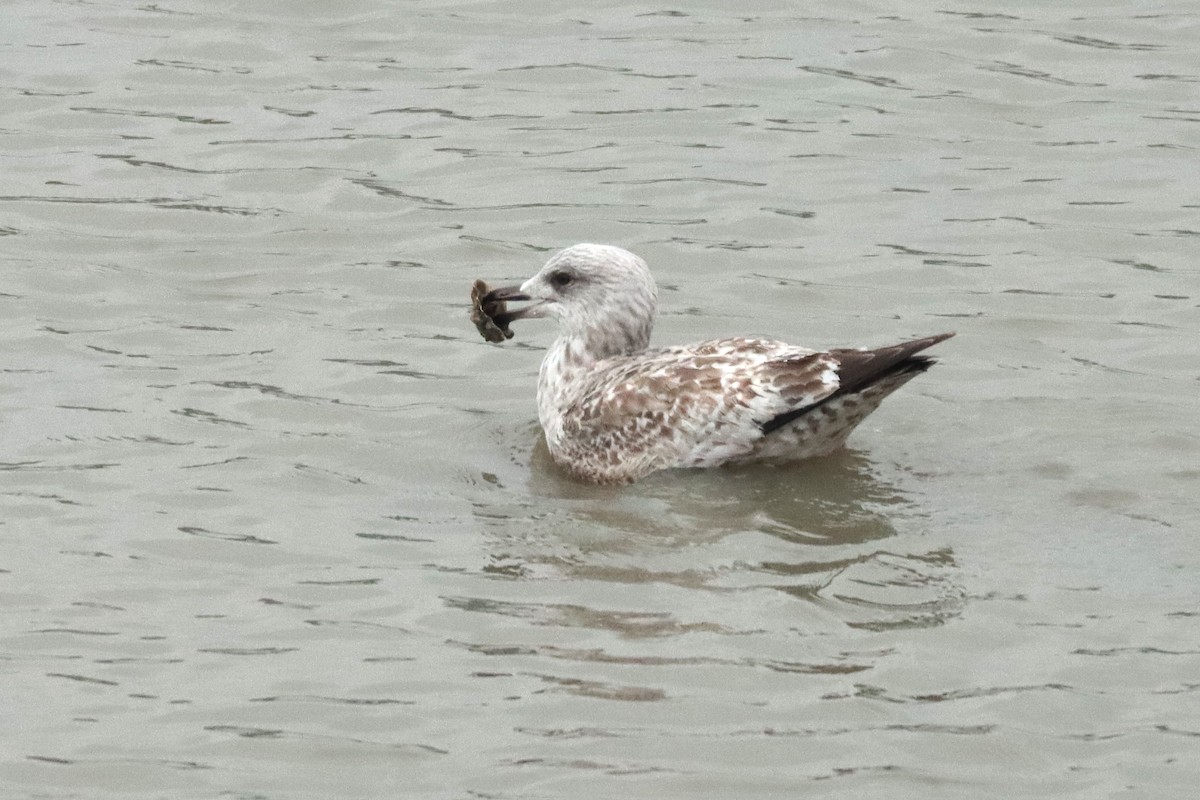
[2,1,1198,798]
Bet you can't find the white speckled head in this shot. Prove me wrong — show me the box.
[520,244,658,358]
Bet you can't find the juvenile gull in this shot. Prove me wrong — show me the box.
[482,244,953,484]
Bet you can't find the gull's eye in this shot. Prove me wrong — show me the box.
[549,270,574,289]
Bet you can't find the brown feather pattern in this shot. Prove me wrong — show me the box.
[486,244,954,483]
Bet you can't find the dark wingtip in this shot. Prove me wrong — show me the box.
[757,333,953,435]
[922,331,955,346]
[898,353,937,375]
[831,333,953,395]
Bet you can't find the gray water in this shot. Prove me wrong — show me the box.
[2,1,1198,798]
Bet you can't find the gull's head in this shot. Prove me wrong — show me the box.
[486,244,658,357]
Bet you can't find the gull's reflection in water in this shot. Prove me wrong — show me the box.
[526,436,906,545]
[465,435,966,633]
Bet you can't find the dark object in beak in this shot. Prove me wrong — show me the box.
[470,280,528,342]
[483,285,531,305]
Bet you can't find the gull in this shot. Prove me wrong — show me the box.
[482,244,952,484]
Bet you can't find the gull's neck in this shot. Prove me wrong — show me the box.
[536,321,652,444]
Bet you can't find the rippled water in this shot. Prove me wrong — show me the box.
[3,1,1198,797]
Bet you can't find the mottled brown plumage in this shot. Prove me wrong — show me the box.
[480,244,953,484]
